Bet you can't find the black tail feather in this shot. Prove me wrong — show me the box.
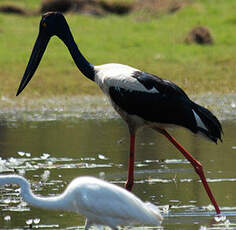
[191,102,223,143]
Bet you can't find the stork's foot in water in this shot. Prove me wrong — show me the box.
[125,179,134,191]
[211,215,227,225]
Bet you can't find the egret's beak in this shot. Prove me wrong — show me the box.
[16,32,50,96]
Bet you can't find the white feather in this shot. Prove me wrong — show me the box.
[192,109,208,131]
[94,63,159,95]
[73,176,163,226]
[144,202,162,219]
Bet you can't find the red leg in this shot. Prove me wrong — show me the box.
[125,133,135,191]
[158,129,221,215]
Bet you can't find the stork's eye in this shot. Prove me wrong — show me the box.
[42,22,47,28]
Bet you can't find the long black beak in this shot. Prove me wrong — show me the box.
[16,32,50,96]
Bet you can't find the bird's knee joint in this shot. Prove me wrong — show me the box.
[194,162,203,175]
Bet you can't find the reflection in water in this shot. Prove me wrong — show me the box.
[0,95,236,229]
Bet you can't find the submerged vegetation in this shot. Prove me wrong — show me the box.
[0,0,235,98]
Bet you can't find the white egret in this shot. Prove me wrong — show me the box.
[0,175,163,229]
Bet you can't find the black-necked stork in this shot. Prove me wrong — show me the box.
[16,12,223,215]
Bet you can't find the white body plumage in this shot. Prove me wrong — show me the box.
[95,63,159,95]
[0,175,163,230]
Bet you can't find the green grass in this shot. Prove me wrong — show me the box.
[0,0,39,11]
[0,0,235,98]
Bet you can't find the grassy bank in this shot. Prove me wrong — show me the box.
[0,0,235,98]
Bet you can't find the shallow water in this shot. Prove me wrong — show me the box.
[0,95,236,229]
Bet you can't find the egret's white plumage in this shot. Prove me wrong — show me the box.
[0,175,163,229]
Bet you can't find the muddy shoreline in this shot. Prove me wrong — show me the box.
[0,93,235,122]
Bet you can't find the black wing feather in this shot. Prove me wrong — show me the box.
[109,71,223,143]
[132,71,189,98]
[109,87,196,132]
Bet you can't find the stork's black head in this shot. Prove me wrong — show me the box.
[16,12,73,96]
[39,12,70,41]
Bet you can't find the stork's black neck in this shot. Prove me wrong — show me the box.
[64,33,95,82]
